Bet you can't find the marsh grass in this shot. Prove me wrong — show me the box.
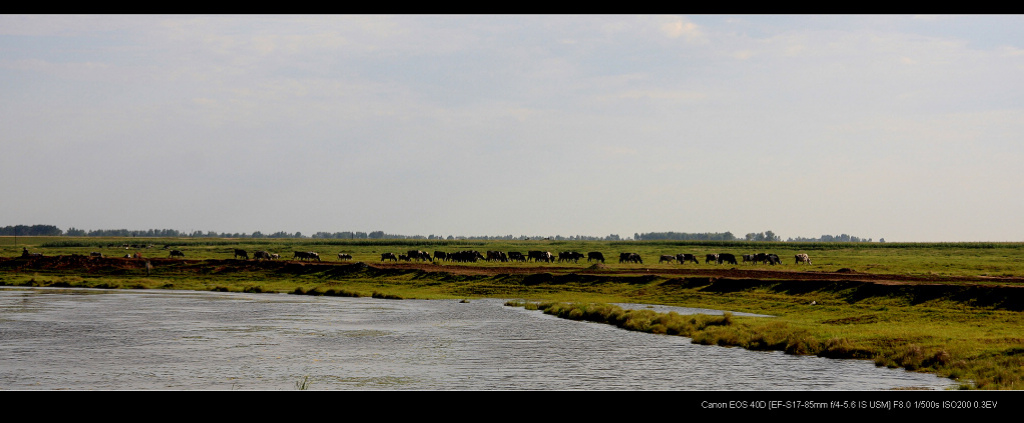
[517,300,1023,389]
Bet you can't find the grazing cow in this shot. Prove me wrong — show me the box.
[508,251,526,262]
[407,250,432,262]
[433,251,448,262]
[558,251,584,263]
[381,253,398,262]
[253,251,272,260]
[587,252,605,263]
[169,250,185,258]
[753,253,769,265]
[717,253,738,265]
[659,255,675,264]
[337,253,352,261]
[294,251,321,262]
[742,254,755,264]
[398,254,410,261]
[795,253,812,265]
[705,254,719,264]
[676,254,699,264]
[528,251,547,262]
[486,251,508,262]
[619,253,642,264]
[90,252,103,258]
[234,249,249,260]
[270,253,280,260]
[767,254,782,265]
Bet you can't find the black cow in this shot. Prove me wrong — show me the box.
[528,251,549,262]
[253,251,273,260]
[717,253,737,265]
[659,255,675,264]
[292,251,320,261]
[433,251,448,262]
[558,251,584,263]
[705,254,719,264]
[449,251,484,262]
[234,249,249,260]
[587,252,605,263]
[381,253,398,262]
[337,253,352,261]
[676,254,699,264]
[408,250,432,261]
[619,253,642,264]
[508,252,526,262]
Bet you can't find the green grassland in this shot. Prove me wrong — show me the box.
[2,236,1024,389]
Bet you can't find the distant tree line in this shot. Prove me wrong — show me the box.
[634,231,738,241]
[5,224,879,242]
[786,234,877,242]
[0,225,63,236]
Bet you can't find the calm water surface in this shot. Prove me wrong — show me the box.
[0,287,957,390]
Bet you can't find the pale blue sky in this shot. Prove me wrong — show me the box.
[2,15,1023,241]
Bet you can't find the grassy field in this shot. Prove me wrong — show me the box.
[6,236,1024,278]
[2,236,1023,389]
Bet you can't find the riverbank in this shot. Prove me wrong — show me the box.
[1,254,1022,389]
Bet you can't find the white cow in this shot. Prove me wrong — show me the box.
[795,254,812,265]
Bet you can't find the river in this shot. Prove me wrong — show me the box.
[0,287,958,390]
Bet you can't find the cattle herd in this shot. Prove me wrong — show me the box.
[19,245,814,266]
[162,248,812,266]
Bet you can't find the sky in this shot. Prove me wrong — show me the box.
[2,14,1023,242]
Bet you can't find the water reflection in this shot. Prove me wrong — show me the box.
[0,287,956,390]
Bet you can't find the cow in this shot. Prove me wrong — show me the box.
[795,253,812,265]
[705,254,719,264]
[408,250,432,262]
[433,251,448,262]
[767,254,782,265]
[587,252,605,263]
[398,254,410,261]
[508,251,526,262]
[90,252,103,258]
[381,253,398,262]
[337,253,352,261]
[486,251,508,262]
[167,249,184,258]
[659,255,675,264]
[620,253,642,264]
[253,251,273,260]
[558,251,584,263]
[234,249,249,260]
[717,253,738,265]
[294,251,321,261]
[676,254,699,264]
[270,253,280,260]
[527,251,554,262]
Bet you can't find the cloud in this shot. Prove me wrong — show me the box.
[659,16,705,42]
